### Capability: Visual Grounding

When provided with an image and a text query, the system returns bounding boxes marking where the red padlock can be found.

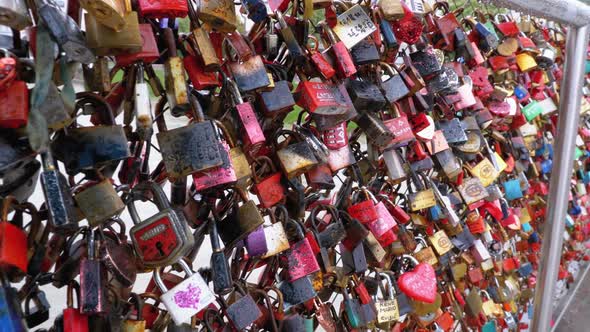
[115,24,160,67]
[251,157,286,209]
[0,197,29,274]
[137,0,188,18]
[63,282,89,332]
[0,80,29,129]
[183,55,221,90]
[322,122,349,150]
[296,81,350,116]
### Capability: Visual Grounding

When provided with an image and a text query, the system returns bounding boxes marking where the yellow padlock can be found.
[516,53,538,72]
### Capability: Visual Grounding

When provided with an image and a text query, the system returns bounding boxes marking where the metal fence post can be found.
[529,24,589,332]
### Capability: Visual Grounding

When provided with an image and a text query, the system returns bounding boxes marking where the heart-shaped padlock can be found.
[397,255,437,303]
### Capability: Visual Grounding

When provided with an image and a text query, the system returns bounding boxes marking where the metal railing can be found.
[481,0,590,331]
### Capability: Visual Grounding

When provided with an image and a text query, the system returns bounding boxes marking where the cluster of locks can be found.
[1,0,589,330]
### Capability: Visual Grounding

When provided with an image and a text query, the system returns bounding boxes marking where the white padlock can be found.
[155,259,216,325]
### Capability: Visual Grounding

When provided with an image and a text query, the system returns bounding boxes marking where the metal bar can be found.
[490,0,590,27]
[530,24,590,332]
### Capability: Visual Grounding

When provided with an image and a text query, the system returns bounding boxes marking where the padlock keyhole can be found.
[156,241,165,257]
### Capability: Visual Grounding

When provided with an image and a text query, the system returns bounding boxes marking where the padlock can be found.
[24,286,50,328]
[250,156,285,208]
[350,38,380,65]
[138,0,187,18]
[227,34,271,92]
[278,276,317,309]
[397,254,437,303]
[196,0,236,32]
[356,112,395,148]
[115,24,160,67]
[79,229,107,314]
[63,281,89,332]
[128,181,194,268]
[516,52,538,72]
[191,120,239,192]
[160,28,190,116]
[121,293,147,331]
[259,205,290,259]
[220,283,262,330]
[96,219,137,288]
[274,129,319,178]
[283,219,321,281]
[225,78,265,152]
[85,10,142,56]
[74,178,125,227]
[342,283,364,329]
[259,80,296,117]
[156,94,223,179]
[346,79,387,112]
[154,259,216,325]
[209,220,232,295]
[309,205,346,249]
[0,197,28,276]
[80,0,129,31]
[305,35,336,80]
[0,55,28,129]
[216,188,265,249]
[51,92,130,175]
[296,80,350,116]
[320,22,357,79]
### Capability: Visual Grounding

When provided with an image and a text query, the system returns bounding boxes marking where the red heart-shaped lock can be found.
[398,263,437,303]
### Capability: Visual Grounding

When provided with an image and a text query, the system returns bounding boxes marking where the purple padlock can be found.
[244,226,268,257]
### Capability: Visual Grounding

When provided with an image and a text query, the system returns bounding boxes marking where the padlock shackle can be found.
[128,293,144,321]
[309,204,340,230]
[163,28,178,58]
[378,272,395,299]
[153,258,194,293]
[66,280,81,309]
[127,181,173,225]
[212,119,236,148]
[252,156,278,181]
[73,92,117,126]
[209,219,223,252]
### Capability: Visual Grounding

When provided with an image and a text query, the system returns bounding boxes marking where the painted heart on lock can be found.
[398,263,437,303]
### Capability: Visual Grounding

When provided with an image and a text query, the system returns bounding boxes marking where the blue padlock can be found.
[514,84,529,100]
[503,179,523,201]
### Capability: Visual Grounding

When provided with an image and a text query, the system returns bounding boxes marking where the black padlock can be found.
[346,79,387,112]
[24,287,50,328]
[350,38,381,66]
[355,112,394,148]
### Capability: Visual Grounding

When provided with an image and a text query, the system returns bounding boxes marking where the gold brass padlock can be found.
[516,53,538,72]
[85,11,142,56]
[429,230,453,256]
[80,0,130,31]
[196,0,237,33]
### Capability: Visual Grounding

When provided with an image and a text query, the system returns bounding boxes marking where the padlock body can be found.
[192,141,237,191]
[0,222,28,273]
[138,0,188,18]
[115,24,160,67]
[0,80,28,129]
[156,121,223,179]
[129,209,194,267]
[160,272,215,325]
